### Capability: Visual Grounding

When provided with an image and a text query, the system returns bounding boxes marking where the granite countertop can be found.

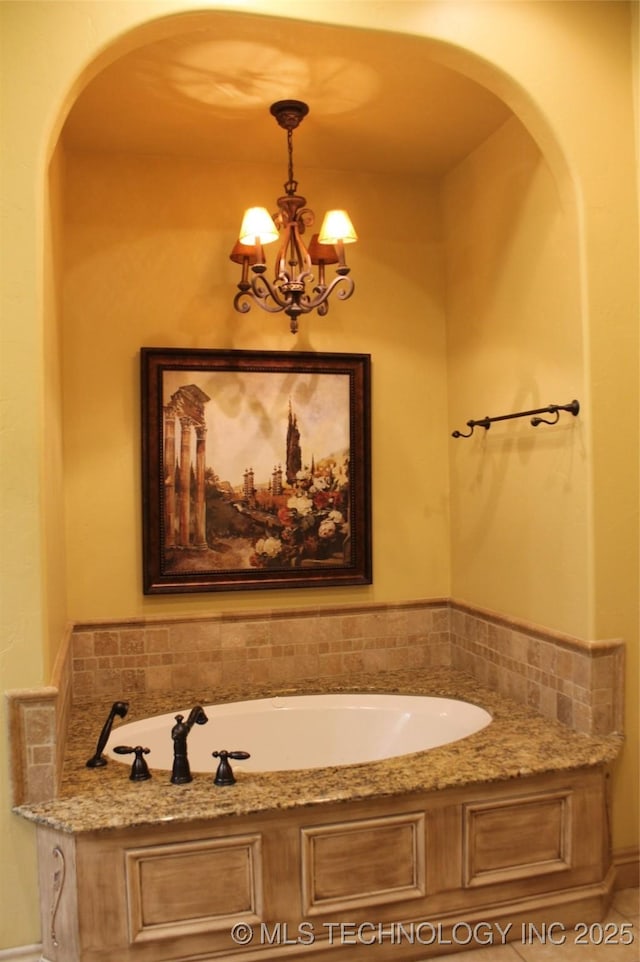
[14,668,622,835]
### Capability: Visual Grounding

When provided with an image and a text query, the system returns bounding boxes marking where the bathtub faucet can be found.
[86,700,129,768]
[170,706,208,784]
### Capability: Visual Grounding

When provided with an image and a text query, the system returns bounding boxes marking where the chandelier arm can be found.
[275,221,312,280]
[333,277,356,300]
[235,272,355,322]
[274,231,293,281]
[233,272,290,315]
[233,291,253,314]
[295,269,315,286]
[250,273,292,313]
[235,293,287,316]
[306,273,355,309]
[291,227,312,276]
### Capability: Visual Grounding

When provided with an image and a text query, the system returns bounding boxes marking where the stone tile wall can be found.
[6,627,73,806]
[450,602,624,735]
[7,689,58,805]
[69,601,451,700]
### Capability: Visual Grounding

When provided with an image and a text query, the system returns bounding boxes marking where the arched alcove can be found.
[50,9,586,636]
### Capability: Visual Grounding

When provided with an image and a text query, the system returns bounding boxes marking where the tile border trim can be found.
[451,600,623,654]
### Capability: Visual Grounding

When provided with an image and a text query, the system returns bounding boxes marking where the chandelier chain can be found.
[285,127,297,195]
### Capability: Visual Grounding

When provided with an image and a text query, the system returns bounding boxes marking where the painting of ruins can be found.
[141,349,371,593]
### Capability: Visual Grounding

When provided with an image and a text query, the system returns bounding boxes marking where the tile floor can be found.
[422,889,639,961]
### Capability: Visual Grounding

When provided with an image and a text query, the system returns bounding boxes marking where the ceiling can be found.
[62,13,513,177]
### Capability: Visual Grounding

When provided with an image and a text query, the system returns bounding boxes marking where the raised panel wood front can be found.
[125,833,263,943]
[463,791,572,887]
[301,812,425,914]
[36,767,611,962]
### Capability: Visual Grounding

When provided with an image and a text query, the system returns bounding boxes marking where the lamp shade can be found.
[308,234,338,265]
[239,207,279,245]
[229,240,259,265]
[318,209,357,245]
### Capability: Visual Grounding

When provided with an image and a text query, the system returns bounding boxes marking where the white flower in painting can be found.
[255,537,282,558]
[287,495,313,516]
[318,518,337,540]
[328,510,344,525]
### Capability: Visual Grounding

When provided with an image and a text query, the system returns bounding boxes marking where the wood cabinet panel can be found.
[464,791,572,886]
[125,834,262,942]
[301,812,425,913]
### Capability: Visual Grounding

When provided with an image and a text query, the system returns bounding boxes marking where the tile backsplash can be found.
[7,598,624,805]
[69,601,451,700]
[450,602,624,737]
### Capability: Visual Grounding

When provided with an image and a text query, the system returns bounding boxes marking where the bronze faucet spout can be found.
[185,705,208,729]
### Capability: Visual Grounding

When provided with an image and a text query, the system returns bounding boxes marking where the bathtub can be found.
[106,693,492,773]
[22,669,617,962]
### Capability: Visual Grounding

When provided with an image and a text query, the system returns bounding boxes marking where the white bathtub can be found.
[106,693,491,774]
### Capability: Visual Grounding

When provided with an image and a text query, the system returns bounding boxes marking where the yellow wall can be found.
[444,115,588,636]
[44,143,69,680]
[1,1,637,950]
[61,152,449,620]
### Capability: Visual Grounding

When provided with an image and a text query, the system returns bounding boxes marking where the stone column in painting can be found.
[194,424,208,549]
[166,383,211,551]
[178,416,192,548]
[163,406,177,547]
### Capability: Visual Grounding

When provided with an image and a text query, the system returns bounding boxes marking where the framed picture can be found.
[141,348,372,594]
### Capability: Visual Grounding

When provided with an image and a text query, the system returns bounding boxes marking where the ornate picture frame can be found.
[141,348,372,594]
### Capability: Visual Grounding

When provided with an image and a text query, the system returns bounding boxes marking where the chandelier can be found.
[230,100,357,334]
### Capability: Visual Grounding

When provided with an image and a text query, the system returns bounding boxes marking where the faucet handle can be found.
[114,745,152,781]
[212,750,250,786]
